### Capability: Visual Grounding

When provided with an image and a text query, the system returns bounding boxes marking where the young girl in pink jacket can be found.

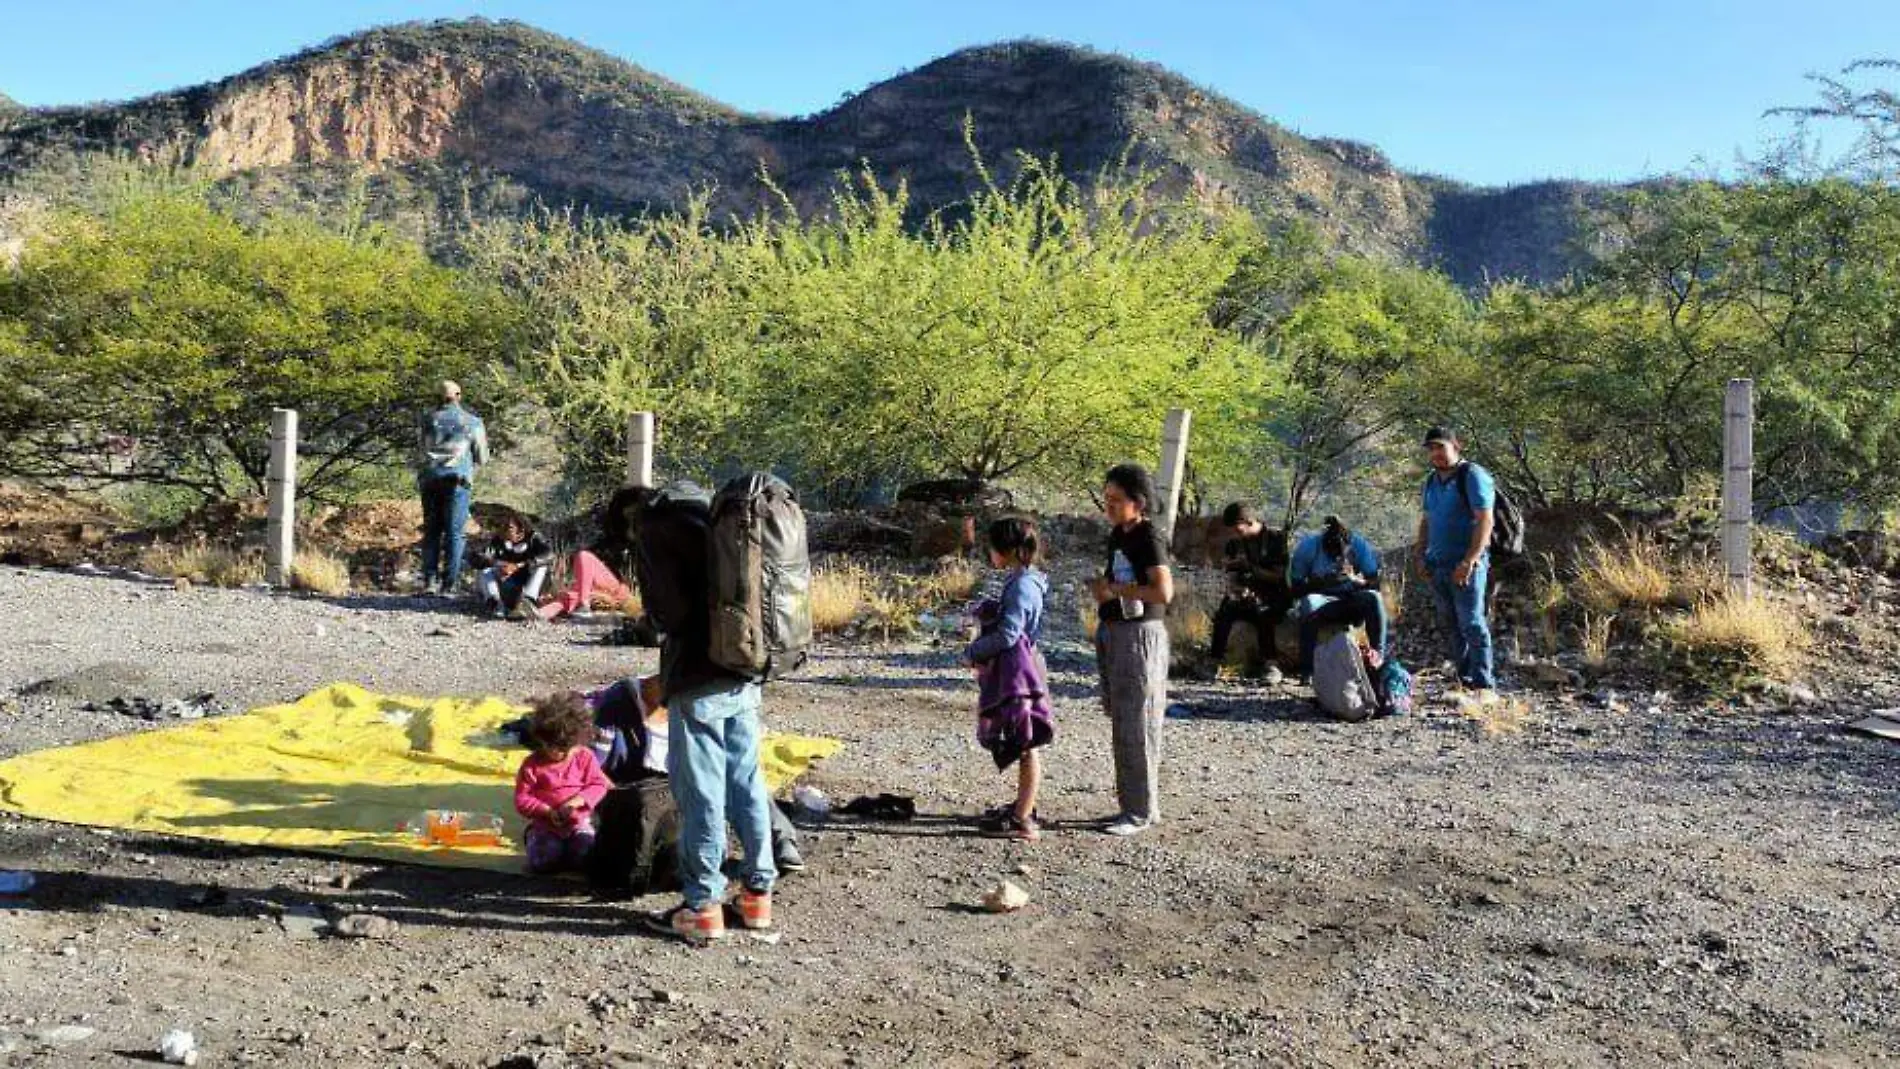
[514,693,612,874]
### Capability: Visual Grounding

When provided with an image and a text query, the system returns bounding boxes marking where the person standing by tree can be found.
[1208,502,1289,673]
[416,380,489,597]
[1415,427,1496,693]
[1090,464,1174,837]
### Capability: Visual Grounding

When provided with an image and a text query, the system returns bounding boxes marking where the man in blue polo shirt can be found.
[1415,427,1496,691]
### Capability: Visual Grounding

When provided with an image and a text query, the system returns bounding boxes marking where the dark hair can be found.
[986,516,1041,567]
[1321,515,1352,560]
[1104,463,1157,514]
[527,692,596,757]
[601,485,654,544]
[1221,502,1257,528]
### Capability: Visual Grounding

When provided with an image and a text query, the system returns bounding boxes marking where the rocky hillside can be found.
[0,19,1611,284]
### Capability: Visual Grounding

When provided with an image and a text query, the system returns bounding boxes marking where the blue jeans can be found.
[667,680,776,908]
[1429,558,1494,688]
[418,476,471,592]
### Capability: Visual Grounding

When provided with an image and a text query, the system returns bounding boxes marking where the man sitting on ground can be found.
[1290,516,1389,681]
[1208,503,1290,673]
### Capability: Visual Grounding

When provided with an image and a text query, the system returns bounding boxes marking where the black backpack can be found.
[585,777,681,897]
[1446,462,1526,558]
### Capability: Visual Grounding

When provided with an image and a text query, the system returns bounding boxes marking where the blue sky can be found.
[0,0,1890,185]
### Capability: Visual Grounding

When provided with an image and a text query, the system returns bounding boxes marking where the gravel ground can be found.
[0,563,1896,1068]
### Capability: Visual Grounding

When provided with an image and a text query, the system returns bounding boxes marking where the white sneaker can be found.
[1103,816,1152,837]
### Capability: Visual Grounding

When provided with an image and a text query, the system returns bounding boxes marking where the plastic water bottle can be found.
[401,810,504,848]
[1111,550,1143,619]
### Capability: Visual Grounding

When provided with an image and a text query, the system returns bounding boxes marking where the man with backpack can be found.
[415,381,490,596]
[634,475,811,944]
[1415,426,1506,692]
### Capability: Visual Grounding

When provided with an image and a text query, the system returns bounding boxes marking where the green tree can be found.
[1220,227,1473,525]
[750,153,1265,495]
[0,191,510,503]
[466,198,765,494]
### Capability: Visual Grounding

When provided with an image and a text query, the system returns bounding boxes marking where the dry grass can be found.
[810,563,874,635]
[1457,691,1535,737]
[1573,530,1675,614]
[291,550,351,597]
[809,559,1005,639]
[915,559,982,606]
[1165,582,1216,662]
[1666,594,1811,683]
[137,541,265,588]
[1670,556,1725,608]
[1580,613,1615,670]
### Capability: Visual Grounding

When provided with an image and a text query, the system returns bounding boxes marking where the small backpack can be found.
[1312,630,1377,723]
[707,473,813,681]
[1376,656,1414,717]
[585,778,680,896]
[1450,462,1526,559]
[420,406,477,483]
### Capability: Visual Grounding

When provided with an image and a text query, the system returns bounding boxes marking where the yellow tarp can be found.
[0,683,841,872]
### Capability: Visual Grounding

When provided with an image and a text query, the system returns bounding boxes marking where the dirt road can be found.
[1,565,1895,1067]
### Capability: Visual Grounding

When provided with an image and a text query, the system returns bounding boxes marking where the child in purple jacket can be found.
[964,517,1055,842]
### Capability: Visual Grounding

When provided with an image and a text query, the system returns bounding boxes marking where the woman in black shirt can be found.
[1089,463,1175,836]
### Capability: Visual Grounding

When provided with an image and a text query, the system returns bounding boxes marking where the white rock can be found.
[36,1024,95,1046]
[160,1028,198,1065]
[981,880,1030,913]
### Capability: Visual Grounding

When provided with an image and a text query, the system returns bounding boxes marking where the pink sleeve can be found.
[575,749,612,809]
[514,761,552,820]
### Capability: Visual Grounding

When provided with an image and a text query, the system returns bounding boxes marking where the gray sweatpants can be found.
[1098,619,1169,824]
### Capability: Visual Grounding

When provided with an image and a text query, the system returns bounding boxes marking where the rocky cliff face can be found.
[0,19,1610,285]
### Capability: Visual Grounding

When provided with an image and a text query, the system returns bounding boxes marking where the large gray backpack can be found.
[1312,630,1376,723]
[708,473,812,680]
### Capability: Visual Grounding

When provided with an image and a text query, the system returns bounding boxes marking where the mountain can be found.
[0,19,1608,284]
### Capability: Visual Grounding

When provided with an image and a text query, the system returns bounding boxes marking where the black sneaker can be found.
[774,838,806,875]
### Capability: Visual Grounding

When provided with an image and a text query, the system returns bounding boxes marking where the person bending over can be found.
[1290,516,1389,681]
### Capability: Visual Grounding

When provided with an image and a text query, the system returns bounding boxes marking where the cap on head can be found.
[441,380,462,403]
[1423,425,1456,448]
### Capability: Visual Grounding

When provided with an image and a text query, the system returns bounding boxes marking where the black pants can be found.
[1210,597,1281,662]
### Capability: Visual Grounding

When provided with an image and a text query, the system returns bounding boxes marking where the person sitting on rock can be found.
[1289,516,1389,681]
[1208,502,1290,673]
[473,512,552,620]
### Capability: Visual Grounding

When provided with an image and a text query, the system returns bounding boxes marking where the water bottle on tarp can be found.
[400,810,505,848]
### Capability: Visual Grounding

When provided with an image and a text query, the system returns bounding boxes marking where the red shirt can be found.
[513,747,611,831]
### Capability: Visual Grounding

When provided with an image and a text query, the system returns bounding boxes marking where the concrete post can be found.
[627,411,655,488]
[265,408,298,587]
[1723,379,1754,598]
[1155,408,1193,545]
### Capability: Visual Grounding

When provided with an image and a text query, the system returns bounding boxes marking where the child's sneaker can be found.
[735,887,773,931]
[646,902,725,945]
